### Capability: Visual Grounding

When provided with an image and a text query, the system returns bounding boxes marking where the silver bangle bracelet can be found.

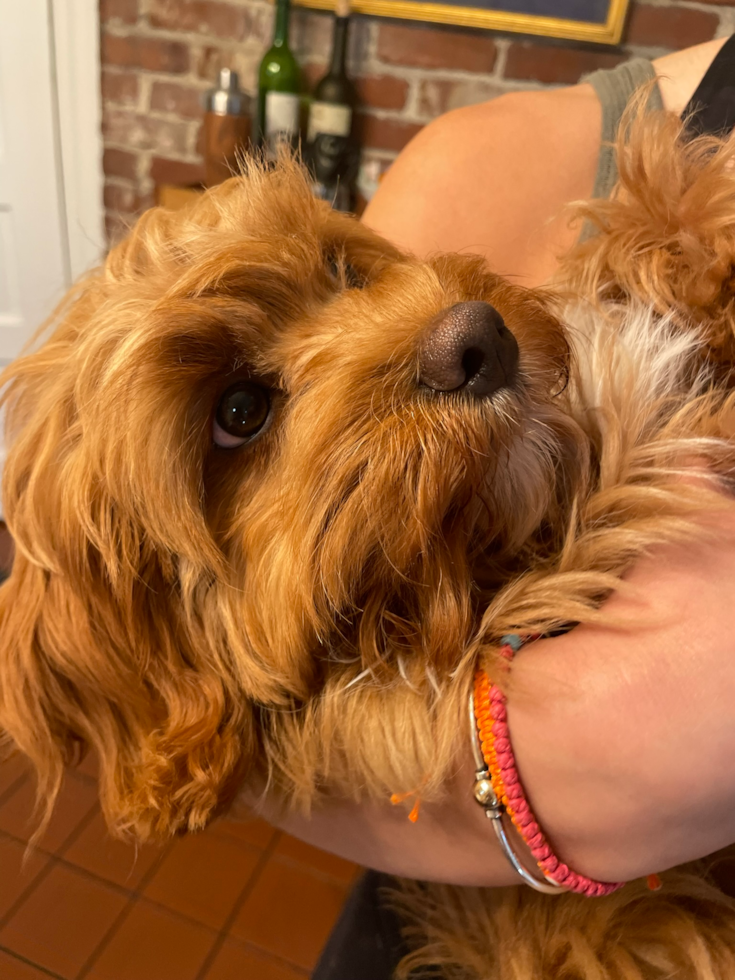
[469,690,566,896]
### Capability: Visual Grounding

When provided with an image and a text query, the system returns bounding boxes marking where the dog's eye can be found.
[326,254,366,290]
[213,381,271,449]
[344,263,366,289]
[327,255,341,281]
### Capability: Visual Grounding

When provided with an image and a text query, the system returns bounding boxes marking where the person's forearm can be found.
[260,780,523,887]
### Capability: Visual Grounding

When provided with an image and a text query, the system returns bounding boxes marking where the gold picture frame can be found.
[294,0,630,45]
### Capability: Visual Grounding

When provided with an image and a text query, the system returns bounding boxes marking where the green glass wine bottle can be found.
[256,0,302,161]
[306,0,358,211]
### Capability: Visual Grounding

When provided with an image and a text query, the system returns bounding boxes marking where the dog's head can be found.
[0,160,580,838]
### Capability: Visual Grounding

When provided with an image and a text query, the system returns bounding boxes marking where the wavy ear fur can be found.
[564,92,735,365]
[0,225,257,842]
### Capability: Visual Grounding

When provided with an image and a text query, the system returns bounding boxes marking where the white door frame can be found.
[51,0,105,282]
[0,1,103,510]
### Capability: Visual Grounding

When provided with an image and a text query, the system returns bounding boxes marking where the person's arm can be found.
[362,85,602,286]
[362,37,731,288]
[249,506,735,886]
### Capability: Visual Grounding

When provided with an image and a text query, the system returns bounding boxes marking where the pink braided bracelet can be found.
[471,634,626,898]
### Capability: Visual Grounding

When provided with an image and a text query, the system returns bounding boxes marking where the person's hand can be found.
[513,500,735,883]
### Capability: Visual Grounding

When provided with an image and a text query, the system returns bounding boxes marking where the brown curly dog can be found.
[4,105,735,979]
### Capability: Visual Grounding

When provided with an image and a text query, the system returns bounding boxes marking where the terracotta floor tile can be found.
[85,901,215,980]
[204,939,309,980]
[0,755,30,799]
[0,836,50,921]
[0,863,128,977]
[210,812,277,850]
[143,830,261,930]
[0,949,59,980]
[230,858,348,971]
[274,834,359,884]
[64,809,165,890]
[0,772,97,852]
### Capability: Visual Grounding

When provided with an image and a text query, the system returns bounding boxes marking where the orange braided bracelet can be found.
[471,634,626,898]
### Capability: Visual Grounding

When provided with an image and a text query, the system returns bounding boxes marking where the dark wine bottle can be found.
[256,0,302,161]
[306,0,358,211]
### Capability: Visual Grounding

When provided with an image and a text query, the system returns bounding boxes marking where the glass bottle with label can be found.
[306,0,358,211]
[256,0,301,160]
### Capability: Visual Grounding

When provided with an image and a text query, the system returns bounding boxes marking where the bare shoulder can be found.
[363,38,735,279]
[362,86,601,282]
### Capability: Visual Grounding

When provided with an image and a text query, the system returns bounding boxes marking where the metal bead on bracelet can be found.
[469,690,566,895]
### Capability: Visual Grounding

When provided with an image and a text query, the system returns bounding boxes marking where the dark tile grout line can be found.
[1,824,277,930]
[193,829,284,980]
[210,820,360,888]
[0,856,49,935]
[0,873,309,980]
[0,762,95,813]
[1,814,355,895]
[0,801,100,933]
[211,823,358,888]
[1,763,285,863]
[225,936,313,978]
[75,838,177,980]
[0,815,353,939]
[0,827,138,905]
[0,943,69,980]
[196,823,283,858]
[216,863,356,976]
[1,824,335,978]
[68,767,98,788]
[0,776,348,978]
[2,825,273,980]
[0,768,98,854]
[0,773,28,810]
[3,767,353,881]
[0,824,295,937]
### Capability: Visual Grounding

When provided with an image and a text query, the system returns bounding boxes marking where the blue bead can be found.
[500,633,523,652]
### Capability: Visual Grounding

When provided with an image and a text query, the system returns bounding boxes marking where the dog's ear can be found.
[564,94,735,363]
[0,555,256,843]
[0,268,257,843]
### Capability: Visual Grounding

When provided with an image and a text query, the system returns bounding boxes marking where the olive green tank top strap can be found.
[584,58,664,202]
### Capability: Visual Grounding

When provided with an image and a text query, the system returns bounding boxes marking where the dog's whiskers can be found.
[344,667,373,690]
[396,654,419,692]
[424,664,442,699]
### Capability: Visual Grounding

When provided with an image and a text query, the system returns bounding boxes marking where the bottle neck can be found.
[273,0,291,47]
[330,16,349,74]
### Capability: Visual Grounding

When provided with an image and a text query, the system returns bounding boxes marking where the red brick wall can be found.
[100,0,735,239]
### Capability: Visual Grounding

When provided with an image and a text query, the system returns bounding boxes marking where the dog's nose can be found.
[418,301,519,398]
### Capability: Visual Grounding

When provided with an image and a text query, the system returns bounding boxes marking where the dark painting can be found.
[297,0,629,43]
[436,0,610,23]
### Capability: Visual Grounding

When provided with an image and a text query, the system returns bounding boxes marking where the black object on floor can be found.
[311,871,407,980]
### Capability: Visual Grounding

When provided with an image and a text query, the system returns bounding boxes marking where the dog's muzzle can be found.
[418,301,519,398]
